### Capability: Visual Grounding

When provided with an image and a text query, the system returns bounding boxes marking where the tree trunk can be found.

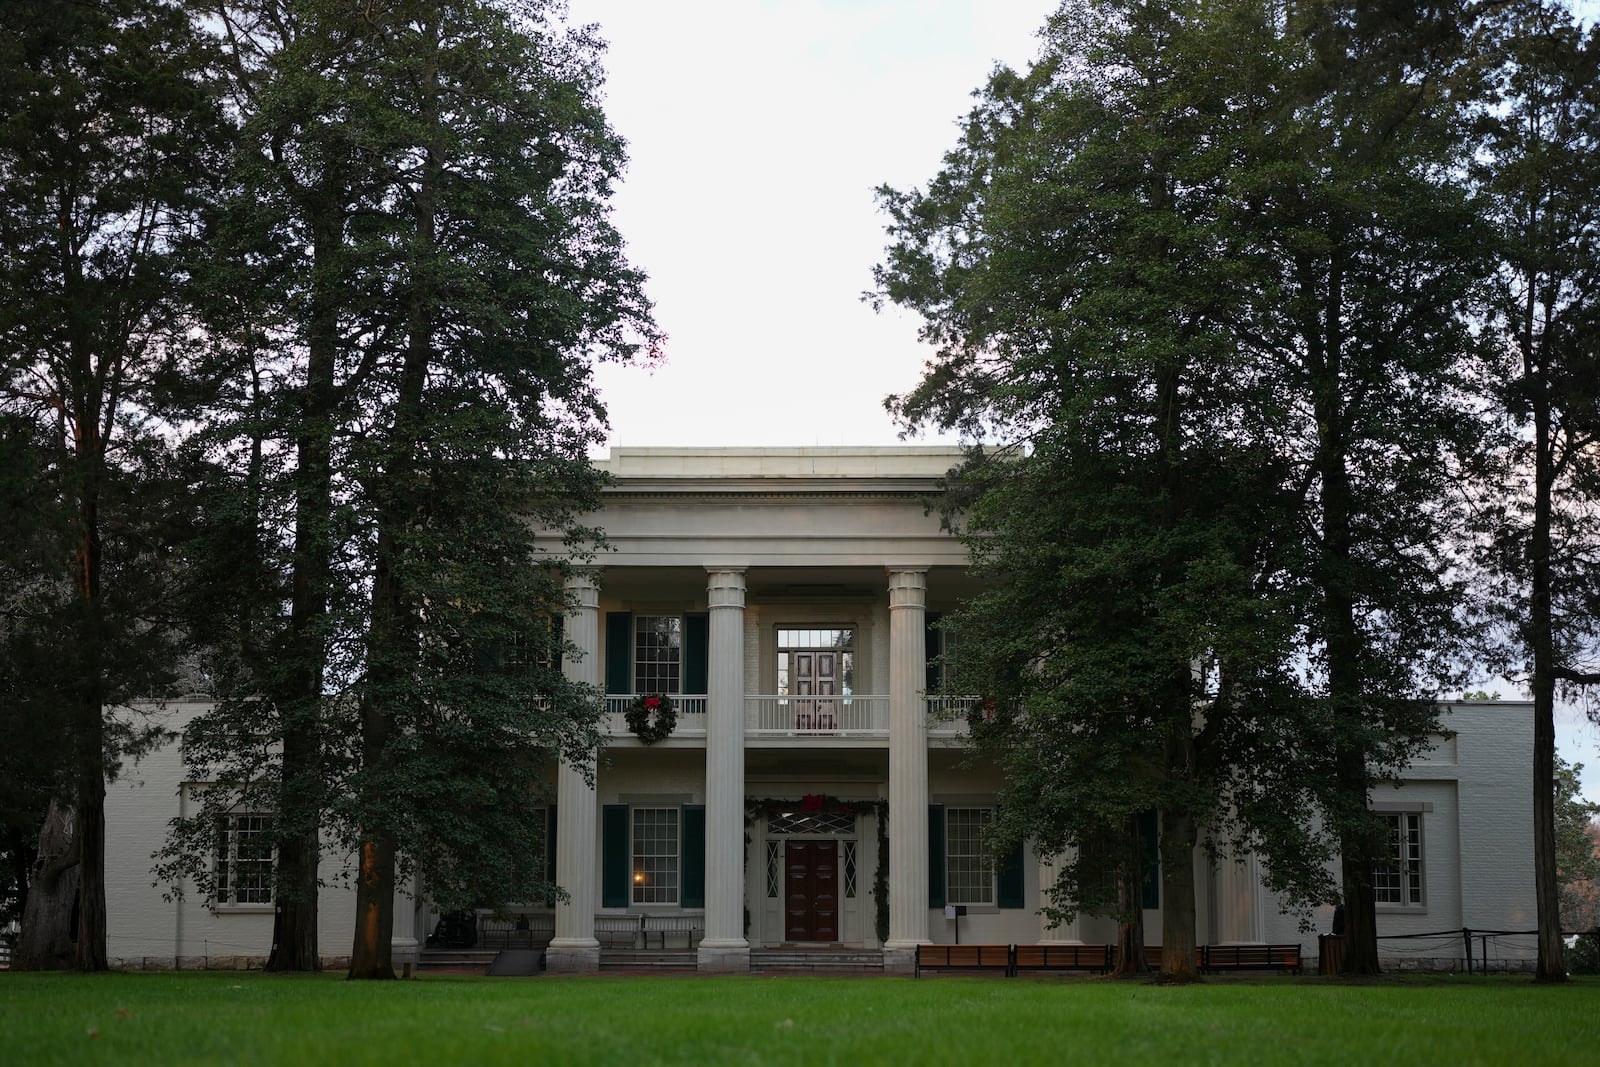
[347,833,398,979]
[264,202,344,974]
[1159,807,1199,982]
[1111,814,1150,978]
[1529,328,1567,982]
[12,799,80,971]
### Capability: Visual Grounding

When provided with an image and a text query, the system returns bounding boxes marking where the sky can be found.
[562,0,1600,798]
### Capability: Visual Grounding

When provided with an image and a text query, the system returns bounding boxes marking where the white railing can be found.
[598,693,982,741]
[745,695,889,736]
[925,694,980,737]
[603,694,708,738]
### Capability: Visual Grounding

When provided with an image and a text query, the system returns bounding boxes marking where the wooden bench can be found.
[1012,943,1114,975]
[914,943,1014,977]
[1201,943,1303,974]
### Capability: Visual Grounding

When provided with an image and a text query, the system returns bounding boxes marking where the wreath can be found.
[625,693,677,744]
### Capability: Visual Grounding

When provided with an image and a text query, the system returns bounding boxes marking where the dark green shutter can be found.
[681,806,705,908]
[924,612,942,694]
[551,615,564,671]
[684,613,709,695]
[1139,809,1160,910]
[605,612,632,696]
[928,804,946,908]
[997,839,1025,909]
[602,805,630,908]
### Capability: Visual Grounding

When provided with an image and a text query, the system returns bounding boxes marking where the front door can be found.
[784,840,839,942]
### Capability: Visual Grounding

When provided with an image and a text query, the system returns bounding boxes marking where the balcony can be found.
[601,694,980,744]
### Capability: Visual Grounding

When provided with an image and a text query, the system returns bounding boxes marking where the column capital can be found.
[886,567,927,608]
[706,568,747,609]
[565,570,600,610]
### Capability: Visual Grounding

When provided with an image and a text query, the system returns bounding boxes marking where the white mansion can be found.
[104,447,1538,973]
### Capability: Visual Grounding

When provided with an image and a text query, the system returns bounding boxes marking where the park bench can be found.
[914,943,1014,977]
[1141,945,1206,971]
[1201,943,1303,974]
[641,913,704,949]
[1011,943,1114,975]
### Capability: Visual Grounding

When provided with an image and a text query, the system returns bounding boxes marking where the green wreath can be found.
[625,693,677,744]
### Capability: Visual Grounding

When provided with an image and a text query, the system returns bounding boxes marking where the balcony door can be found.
[777,628,854,731]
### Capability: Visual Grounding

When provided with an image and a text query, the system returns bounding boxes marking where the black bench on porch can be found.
[593,913,706,949]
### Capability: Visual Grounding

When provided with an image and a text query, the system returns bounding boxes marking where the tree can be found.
[876,0,1344,981]
[1215,0,1491,975]
[0,0,226,970]
[158,0,656,979]
[1554,757,1600,931]
[1477,0,1600,983]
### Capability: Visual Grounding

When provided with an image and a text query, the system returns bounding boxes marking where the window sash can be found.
[216,813,274,905]
[1374,812,1423,906]
[946,808,995,906]
[631,807,680,905]
[634,616,682,695]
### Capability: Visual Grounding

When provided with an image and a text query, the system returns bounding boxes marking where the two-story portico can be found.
[546,446,1002,972]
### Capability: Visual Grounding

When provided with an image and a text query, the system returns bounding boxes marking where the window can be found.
[216,813,273,906]
[632,807,679,904]
[946,808,995,906]
[1374,812,1423,906]
[634,616,681,694]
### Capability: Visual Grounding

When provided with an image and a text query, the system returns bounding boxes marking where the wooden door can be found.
[792,651,837,730]
[784,840,839,942]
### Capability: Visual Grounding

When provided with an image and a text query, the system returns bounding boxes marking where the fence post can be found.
[1462,927,1473,975]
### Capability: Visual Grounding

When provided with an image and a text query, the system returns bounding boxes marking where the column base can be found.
[546,939,601,974]
[696,941,750,973]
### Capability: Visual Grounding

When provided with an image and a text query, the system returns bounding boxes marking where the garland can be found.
[624,693,676,744]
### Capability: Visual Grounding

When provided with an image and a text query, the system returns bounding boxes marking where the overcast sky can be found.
[563,0,1600,797]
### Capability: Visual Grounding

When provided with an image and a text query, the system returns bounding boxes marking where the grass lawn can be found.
[1,970,1595,1066]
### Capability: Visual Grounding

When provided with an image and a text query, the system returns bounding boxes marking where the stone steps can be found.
[599,949,698,969]
[751,949,884,971]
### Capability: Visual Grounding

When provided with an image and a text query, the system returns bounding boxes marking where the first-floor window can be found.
[946,807,995,906]
[216,813,274,905]
[1374,812,1423,906]
[632,807,679,904]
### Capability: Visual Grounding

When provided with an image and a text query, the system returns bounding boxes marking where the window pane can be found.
[634,617,681,695]
[632,807,679,904]
[946,808,994,906]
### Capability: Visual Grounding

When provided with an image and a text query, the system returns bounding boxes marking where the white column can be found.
[1212,849,1265,944]
[884,568,929,970]
[391,871,420,973]
[1038,851,1081,943]
[548,571,601,972]
[699,568,750,972]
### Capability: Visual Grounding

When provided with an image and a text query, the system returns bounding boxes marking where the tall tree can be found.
[876,0,1338,981]
[1477,0,1600,983]
[342,0,654,979]
[0,0,226,970]
[1203,0,1491,975]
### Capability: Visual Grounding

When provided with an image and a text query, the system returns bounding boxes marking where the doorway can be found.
[784,840,839,942]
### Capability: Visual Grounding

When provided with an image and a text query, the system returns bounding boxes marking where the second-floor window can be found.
[635,615,681,694]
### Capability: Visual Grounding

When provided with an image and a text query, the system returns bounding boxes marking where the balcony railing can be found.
[746,695,889,737]
[598,693,980,741]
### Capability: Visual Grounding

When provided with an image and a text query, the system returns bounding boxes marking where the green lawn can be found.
[1,971,1595,1066]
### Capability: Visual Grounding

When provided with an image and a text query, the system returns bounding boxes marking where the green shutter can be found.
[605,612,632,696]
[684,613,709,695]
[602,805,630,908]
[551,615,564,671]
[924,612,942,694]
[928,804,946,909]
[681,806,705,908]
[1139,809,1160,910]
[997,838,1025,909]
